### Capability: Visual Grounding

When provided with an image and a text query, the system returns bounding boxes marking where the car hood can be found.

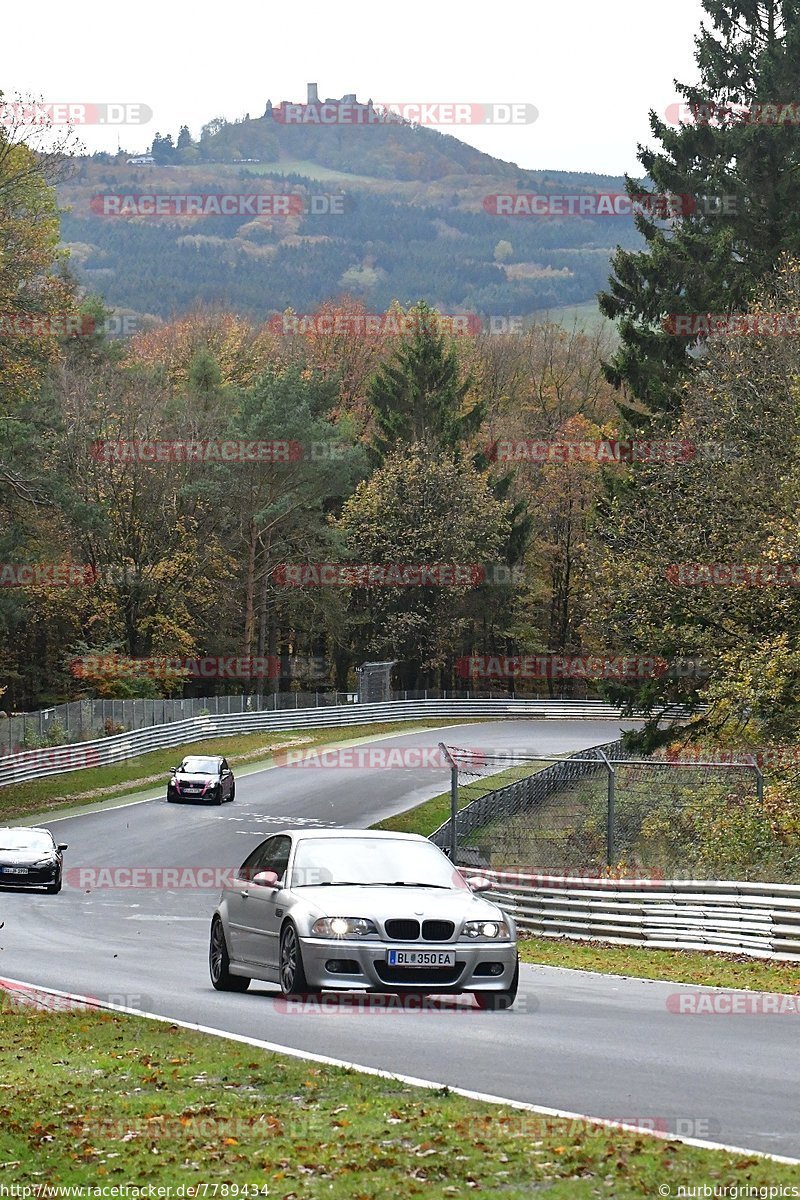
[291,884,506,925]
[0,849,55,866]
[175,773,216,784]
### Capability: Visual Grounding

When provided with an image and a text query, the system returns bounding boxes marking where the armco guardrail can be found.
[0,699,641,790]
[480,871,800,960]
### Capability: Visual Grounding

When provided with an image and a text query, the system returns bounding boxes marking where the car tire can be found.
[279,922,316,997]
[229,784,235,803]
[473,956,519,1011]
[45,870,62,895]
[209,917,250,992]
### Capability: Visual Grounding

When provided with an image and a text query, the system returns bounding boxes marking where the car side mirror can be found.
[221,769,230,777]
[57,843,68,851]
[252,870,280,889]
[466,875,493,892]
[170,767,178,774]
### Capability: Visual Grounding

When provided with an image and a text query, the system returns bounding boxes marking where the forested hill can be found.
[59,98,640,327]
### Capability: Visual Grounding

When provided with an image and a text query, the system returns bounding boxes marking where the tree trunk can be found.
[243,523,257,659]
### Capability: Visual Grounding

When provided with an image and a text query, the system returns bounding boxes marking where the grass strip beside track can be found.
[1,1006,796,1194]
[518,937,800,993]
[0,719,486,824]
[373,759,552,836]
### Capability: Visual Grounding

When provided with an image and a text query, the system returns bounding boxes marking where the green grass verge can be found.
[1,1006,794,1192]
[373,759,552,836]
[519,936,800,993]
[0,719,484,825]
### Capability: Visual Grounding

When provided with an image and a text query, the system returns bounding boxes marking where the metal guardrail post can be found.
[439,741,459,861]
[596,750,616,867]
[755,764,764,803]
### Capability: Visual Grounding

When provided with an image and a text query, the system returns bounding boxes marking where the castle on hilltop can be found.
[264,83,375,118]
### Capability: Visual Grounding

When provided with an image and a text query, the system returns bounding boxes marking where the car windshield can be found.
[290,837,464,889]
[0,830,53,852]
[180,757,219,774]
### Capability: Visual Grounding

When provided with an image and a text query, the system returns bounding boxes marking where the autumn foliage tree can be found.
[338,442,510,687]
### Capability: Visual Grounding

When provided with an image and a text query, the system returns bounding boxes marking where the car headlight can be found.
[461,919,510,940]
[311,917,378,939]
[168,779,177,787]
[33,857,56,867]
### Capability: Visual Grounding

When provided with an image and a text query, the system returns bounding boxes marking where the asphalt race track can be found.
[1,719,798,1158]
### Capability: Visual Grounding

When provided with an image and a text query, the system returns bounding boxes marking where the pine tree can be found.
[367,302,484,455]
[599,0,800,428]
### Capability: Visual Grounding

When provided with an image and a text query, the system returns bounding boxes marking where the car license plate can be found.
[387,949,455,967]
[3,867,28,874]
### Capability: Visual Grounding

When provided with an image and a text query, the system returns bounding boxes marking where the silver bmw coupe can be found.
[209,828,519,1010]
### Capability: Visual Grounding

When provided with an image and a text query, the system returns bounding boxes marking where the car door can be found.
[232,836,292,969]
[225,840,273,961]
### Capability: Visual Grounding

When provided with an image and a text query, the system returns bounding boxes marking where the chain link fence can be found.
[432,741,797,883]
[0,686,612,758]
[0,692,361,756]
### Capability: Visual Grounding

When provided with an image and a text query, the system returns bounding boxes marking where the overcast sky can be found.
[2,0,707,174]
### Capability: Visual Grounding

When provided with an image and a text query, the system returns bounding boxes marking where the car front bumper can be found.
[168,788,220,802]
[298,936,518,992]
[0,865,59,887]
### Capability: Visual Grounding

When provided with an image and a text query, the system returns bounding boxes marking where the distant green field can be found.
[534,300,618,338]
[246,159,379,185]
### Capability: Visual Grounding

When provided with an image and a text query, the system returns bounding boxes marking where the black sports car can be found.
[167,755,235,805]
[0,827,67,893]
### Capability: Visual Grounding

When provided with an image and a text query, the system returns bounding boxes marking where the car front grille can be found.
[383,918,456,942]
[422,920,454,941]
[384,919,419,940]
